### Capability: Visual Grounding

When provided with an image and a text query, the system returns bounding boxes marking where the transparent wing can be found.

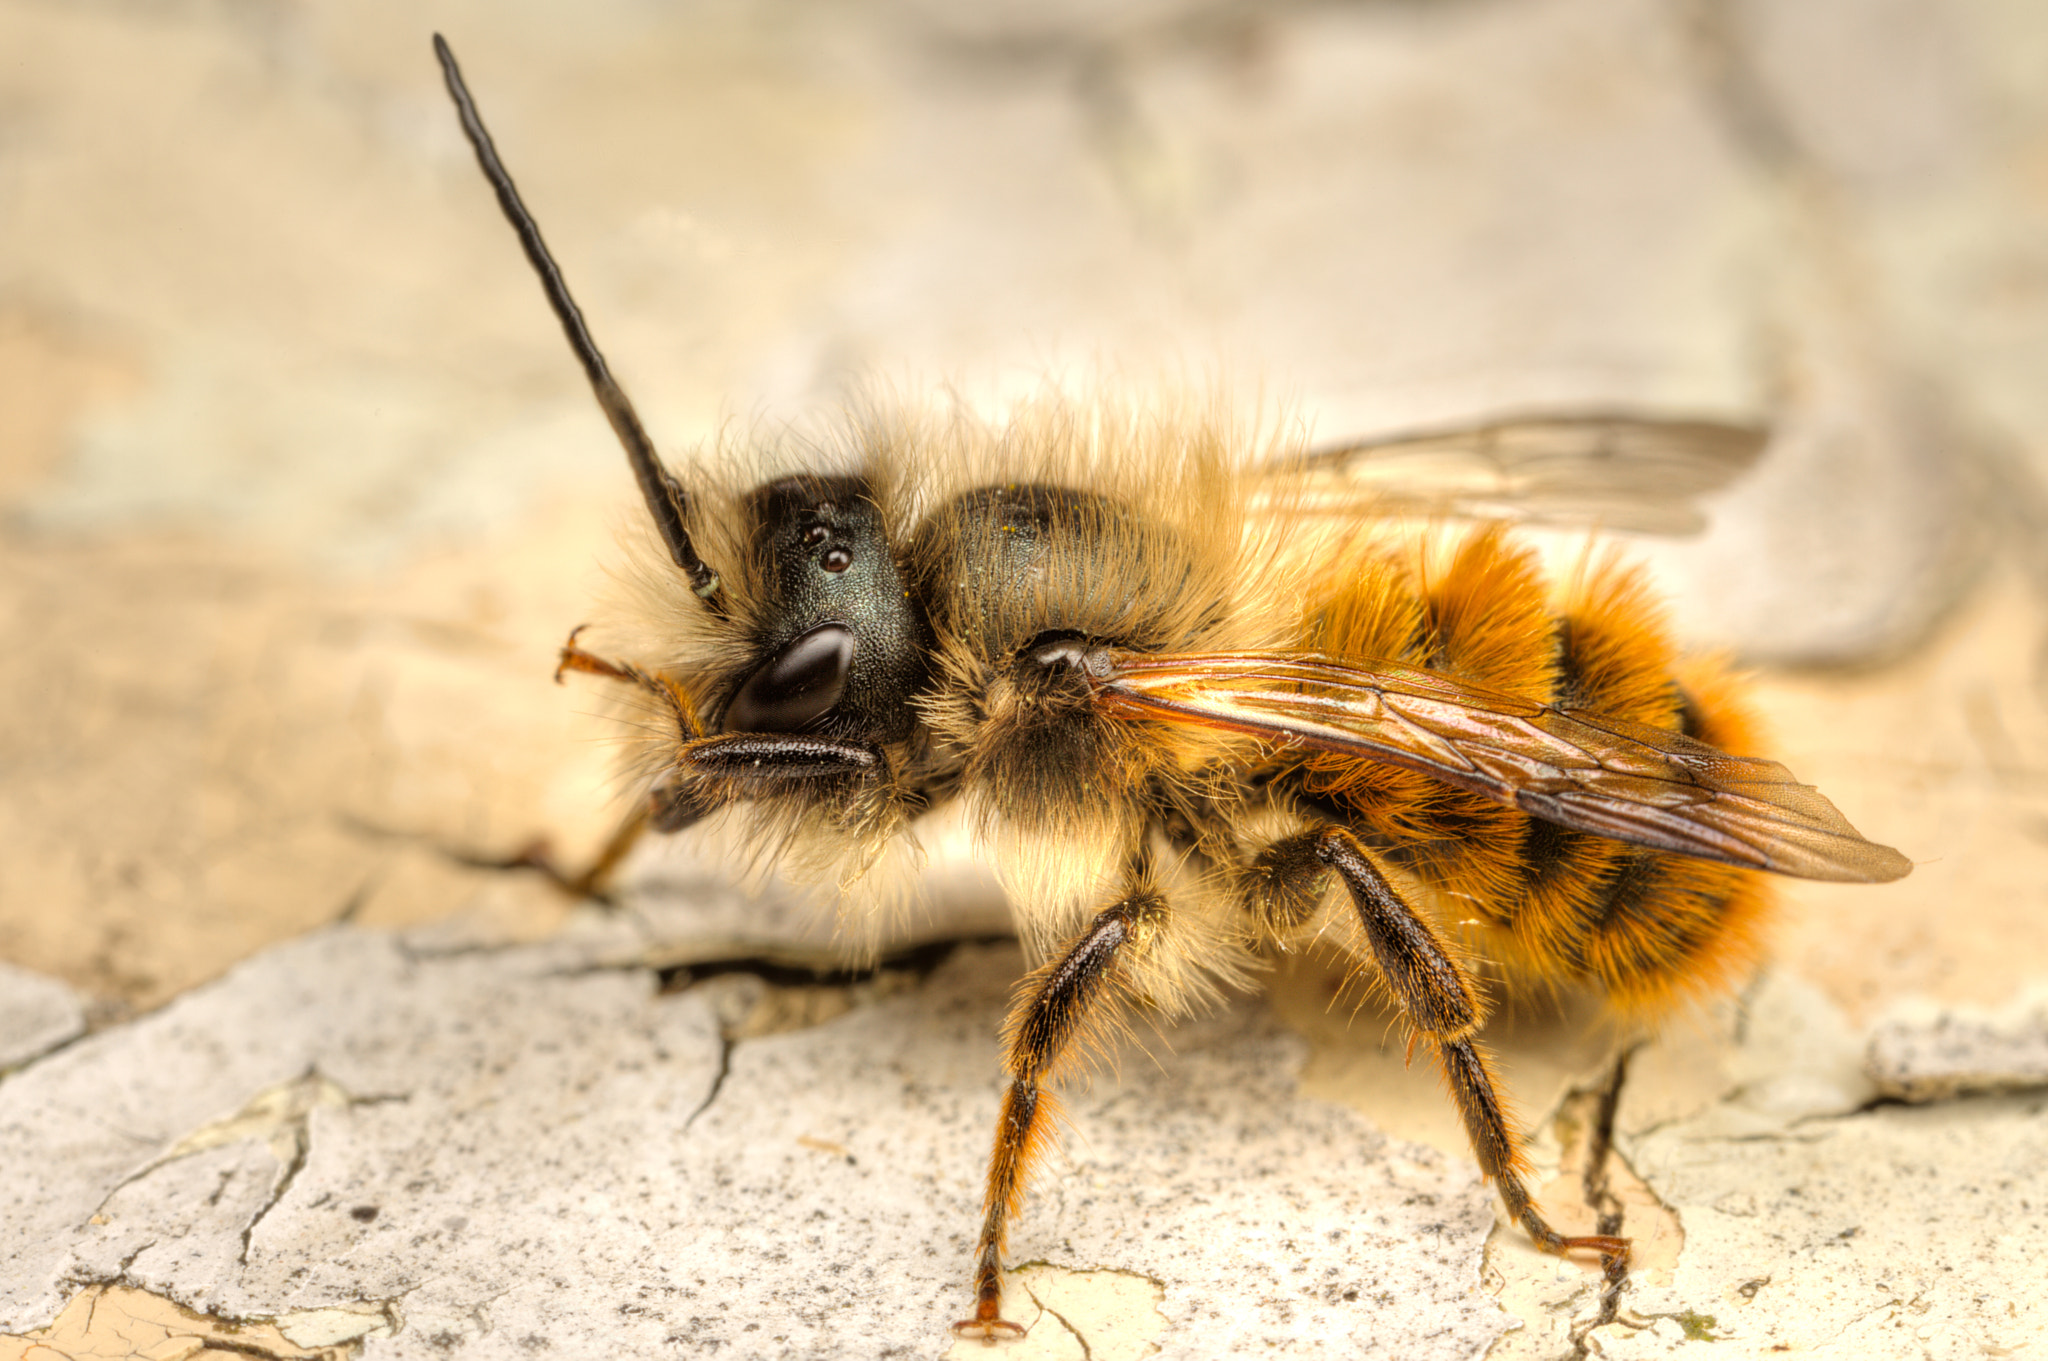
[1261,412,1768,536]
[1093,649,1910,883]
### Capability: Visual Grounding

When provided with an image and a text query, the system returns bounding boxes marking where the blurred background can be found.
[1,0,2044,1043]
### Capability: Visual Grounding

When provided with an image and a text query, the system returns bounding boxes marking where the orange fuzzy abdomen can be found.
[1291,528,1773,1019]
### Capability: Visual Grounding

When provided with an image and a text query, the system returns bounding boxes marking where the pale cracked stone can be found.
[1477,965,2048,1360]
[1490,970,2048,1361]
[1597,1095,2048,1359]
[1866,990,2048,1103]
[0,928,1513,1359]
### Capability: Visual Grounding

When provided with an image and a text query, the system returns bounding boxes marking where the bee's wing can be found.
[1259,413,1768,535]
[1096,650,1911,883]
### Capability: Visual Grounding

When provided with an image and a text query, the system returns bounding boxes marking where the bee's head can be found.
[716,473,933,744]
[433,36,932,851]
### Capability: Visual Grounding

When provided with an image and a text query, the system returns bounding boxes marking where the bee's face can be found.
[720,474,932,745]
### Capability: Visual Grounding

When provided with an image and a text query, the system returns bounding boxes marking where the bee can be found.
[432,36,1912,1339]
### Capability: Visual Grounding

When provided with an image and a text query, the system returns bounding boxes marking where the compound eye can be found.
[722,623,854,733]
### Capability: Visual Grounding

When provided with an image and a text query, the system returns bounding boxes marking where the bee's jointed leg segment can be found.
[545,634,900,892]
[1253,826,1630,1267]
[954,886,1163,1339]
[573,802,654,894]
[496,736,881,898]
[502,801,652,901]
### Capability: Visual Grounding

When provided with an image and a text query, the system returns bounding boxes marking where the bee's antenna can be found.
[433,34,723,606]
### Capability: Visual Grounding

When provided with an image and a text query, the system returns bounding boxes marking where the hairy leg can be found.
[954,884,1164,1338]
[512,634,893,896]
[1241,825,1629,1264]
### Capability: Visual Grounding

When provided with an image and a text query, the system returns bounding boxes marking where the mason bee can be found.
[433,36,1912,1339]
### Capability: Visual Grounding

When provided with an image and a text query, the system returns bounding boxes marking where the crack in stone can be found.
[1690,1127,1837,1146]
[0,1022,93,1083]
[4,1283,354,1361]
[186,1337,322,1361]
[683,1035,735,1132]
[80,1068,373,1274]
[58,1240,158,1298]
[462,1285,514,1339]
[1567,1048,1634,1361]
[1842,1295,1907,1333]
[653,934,1011,997]
[240,1112,315,1267]
[91,1157,171,1220]
[1022,1281,1093,1361]
[391,934,531,966]
[262,1285,417,1348]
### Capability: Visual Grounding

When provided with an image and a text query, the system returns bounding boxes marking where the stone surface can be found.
[0,1284,350,1361]
[9,918,2042,1358]
[1602,1094,2048,1359]
[0,962,85,1073]
[0,930,1511,1360]
[1481,970,2048,1360]
[1867,990,2048,1103]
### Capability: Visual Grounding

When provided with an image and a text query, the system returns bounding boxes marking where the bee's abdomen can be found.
[1299,528,1557,930]
[1301,530,1772,1017]
[1571,657,1775,1013]
[1504,561,1772,1013]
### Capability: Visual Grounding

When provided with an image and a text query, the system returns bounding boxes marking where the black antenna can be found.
[433,34,722,604]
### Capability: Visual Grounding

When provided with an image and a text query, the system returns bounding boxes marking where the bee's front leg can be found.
[475,633,708,899]
[953,883,1165,1340]
[485,724,892,898]
[478,799,654,902]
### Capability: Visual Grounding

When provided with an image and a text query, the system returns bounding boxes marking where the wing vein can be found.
[1095,649,1910,884]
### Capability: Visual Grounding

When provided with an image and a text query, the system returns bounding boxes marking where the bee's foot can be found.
[1561,1233,1631,1265]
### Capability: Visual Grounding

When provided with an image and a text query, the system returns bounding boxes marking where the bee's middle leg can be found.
[953,882,1163,1339]
[1240,825,1630,1267]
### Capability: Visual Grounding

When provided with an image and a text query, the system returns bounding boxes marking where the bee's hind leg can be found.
[1240,825,1631,1269]
[954,880,1165,1340]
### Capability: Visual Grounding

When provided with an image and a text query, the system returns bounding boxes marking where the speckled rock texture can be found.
[1,926,1510,1359]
